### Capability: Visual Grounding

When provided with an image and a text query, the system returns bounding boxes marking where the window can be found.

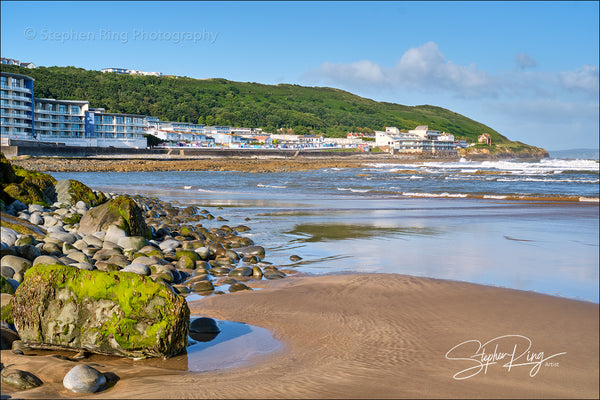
[59,105,68,113]
[70,105,79,114]
[94,116,101,124]
[116,116,124,124]
[116,126,124,132]
[103,116,112,124]
[126,117,132,124]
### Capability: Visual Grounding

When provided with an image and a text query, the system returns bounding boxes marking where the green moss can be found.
[62,213,82,225]
[1,300,13,324]
[0,212,47,235]
[1,276,15,295]
[66,179,105,207]
[107,196,151,239]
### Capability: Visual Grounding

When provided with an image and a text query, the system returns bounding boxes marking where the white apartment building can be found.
[34,98,89,140]
[1,72,35,141]
[375,126,457,154]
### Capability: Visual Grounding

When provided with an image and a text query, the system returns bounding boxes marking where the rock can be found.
[1,255,32,275]
[191,280,215,292]
[15,234,36,247]
[78,196,150,239]
[121,263,151,276]
[0,212,47,236]
[1,266,15,279]
[1,293,14,324]
[43,215,60,227]
[264,270,286,280]
[159,239,181,251]
[82,234,104,248]
[229,282,252,292]
[12,264,189,358]
[229,267,253,277]
[65,251,91,264]
[55,179,106,207]
[71,262,95,271]
[190,317,220,333]
[117,236,147,251]
[289,255,303,262]
[29,213,44,225]
[75,200,89,212]
[1,367,43,390]
[28,204,45,213]
[209,266,232,277]
[252,266,263,279]
[49,231,77,244]
[1,323,19,349]
[104,225,127,245]
[194,246,210,260]
[1,276,16,294]
[15,244,41,261]
[63,364,106,394]
[33,255,64,266]
[1,227,18,247]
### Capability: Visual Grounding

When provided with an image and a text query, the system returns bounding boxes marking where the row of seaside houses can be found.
[2,71,473,152]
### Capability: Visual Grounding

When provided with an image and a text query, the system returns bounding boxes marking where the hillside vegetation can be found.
[3,64,515,145]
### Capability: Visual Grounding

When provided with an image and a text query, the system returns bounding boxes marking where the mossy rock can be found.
[79,196,151,239]
[1,212,47,236]
[12,165,57,204]
[0,276,15,295]
[0,153,19,185]
[55,179,106,208]
[11,264,190,358]
[62,213,82,225]
[1,293,13,324]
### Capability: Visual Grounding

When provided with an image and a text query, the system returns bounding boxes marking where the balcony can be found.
[0,121,32,128]
[0,84,31,94]
[4,104,32,111]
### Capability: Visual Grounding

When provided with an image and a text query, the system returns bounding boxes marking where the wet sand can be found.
[2,273,598,399]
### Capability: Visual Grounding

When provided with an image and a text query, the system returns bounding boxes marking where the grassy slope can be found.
[2,64,532,148]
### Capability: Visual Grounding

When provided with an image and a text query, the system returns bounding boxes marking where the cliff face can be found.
[457,146,549,160]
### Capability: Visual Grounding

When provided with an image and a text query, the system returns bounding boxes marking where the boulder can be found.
[78,196,151,239]
[117,236,147,251]
[55,179,106,208]
[12,264,189,358]
[1,227,18,247]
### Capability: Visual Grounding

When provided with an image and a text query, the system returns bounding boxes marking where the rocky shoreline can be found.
[1,154,297,394]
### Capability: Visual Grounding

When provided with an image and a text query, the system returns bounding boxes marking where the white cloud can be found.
[560,65,599,94]
[305,42,494,97]
[515,53,537,69]
[304,42,599,100]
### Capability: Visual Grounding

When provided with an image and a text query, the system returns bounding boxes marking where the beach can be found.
[2,273,598,399]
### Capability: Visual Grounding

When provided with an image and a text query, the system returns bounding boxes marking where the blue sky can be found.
[1,1,598,150]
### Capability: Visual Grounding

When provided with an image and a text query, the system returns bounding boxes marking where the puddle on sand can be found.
[169,318,281,372]
[20,318,280,373]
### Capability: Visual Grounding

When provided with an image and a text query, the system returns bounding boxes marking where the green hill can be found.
[2,64,520,146]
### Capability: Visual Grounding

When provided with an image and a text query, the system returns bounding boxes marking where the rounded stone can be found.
[1,368,43,390]
[29,213,44,226]
[63,364,106,394]
[229,282,252,292]
[191,280,215,292]
[121,263,151,276]
[33,255,64,267]
[228,267,253,277]
[1,255,32,274]
[16,245,42,262]
[289,255,303,262]
[190,317,220,334]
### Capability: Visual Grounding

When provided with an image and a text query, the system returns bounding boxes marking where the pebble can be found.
[63,364,106,393]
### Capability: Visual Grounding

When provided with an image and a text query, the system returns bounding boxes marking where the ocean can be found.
[51,158,600,303]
